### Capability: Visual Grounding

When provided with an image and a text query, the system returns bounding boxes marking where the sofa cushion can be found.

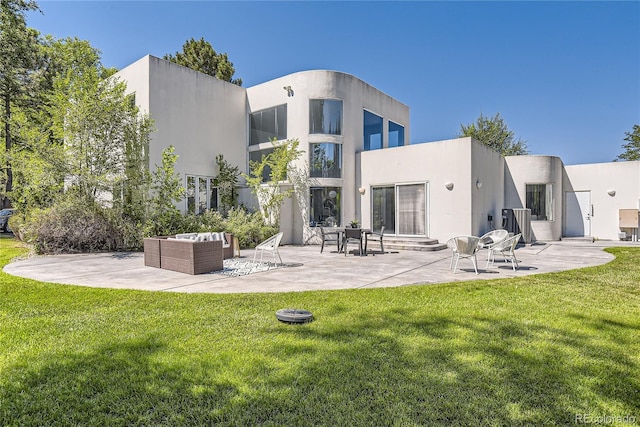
[211,232,230,248]
[176,233,198,240]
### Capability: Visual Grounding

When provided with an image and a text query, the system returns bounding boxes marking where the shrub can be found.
[24,196,123,254]
[223,207,278,248]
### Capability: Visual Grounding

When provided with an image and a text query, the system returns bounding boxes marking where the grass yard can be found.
[1,237,639,426]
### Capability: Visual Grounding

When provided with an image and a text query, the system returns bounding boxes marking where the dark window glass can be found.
[309,99,342,135]
[526,184,553,221]
[198,177,208,214]
[372,186,395,234]
[209,178,218,211]
[364,110,383,150]
[310,143,342,178]
[388,121,405,147]
[250,104,287,145]
[310,187,341,226]
[186,176,196,214]
[249,148,275,182]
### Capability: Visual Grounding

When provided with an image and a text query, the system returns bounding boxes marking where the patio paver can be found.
[3,240,635,294]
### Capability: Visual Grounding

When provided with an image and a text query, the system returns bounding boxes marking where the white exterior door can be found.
[564,191,591,237]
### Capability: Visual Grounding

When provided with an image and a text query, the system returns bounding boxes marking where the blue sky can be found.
[27,1,640,165]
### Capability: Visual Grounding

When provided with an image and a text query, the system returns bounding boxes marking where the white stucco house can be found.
[115,55,640,246]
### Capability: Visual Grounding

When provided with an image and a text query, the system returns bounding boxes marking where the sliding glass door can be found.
[372,186,395,234]
[371,183,427,236]
[397,184,426,235]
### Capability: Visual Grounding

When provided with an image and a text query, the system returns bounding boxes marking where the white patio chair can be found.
[479,229,509,249]
[486,233,521,271]
[446,235,481,274]
[253,232,284,266]
[478,229,509,261]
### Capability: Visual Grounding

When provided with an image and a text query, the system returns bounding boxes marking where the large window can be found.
[310,143,342,178]
[250,104,287,145]
[310,187,341,226]
[364,110,383,151]
[526,184,553,221]
[309,99,342,135]
[388,121,405,148]
[186,175,217,214]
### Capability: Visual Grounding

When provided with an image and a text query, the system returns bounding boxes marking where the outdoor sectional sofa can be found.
[143,232,236,275]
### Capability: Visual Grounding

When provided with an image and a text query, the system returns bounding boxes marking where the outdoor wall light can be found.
[358,187,366,195]
[445,182,454,191]
[476,180,483,189]
[283,86,294,97]
[607,189,616,197]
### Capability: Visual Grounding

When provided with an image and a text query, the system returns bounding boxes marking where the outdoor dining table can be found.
[323,227,372,255]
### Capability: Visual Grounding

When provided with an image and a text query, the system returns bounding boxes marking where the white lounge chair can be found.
[253,232,284,266]
[446,235,481,274]
[486,233,521,270]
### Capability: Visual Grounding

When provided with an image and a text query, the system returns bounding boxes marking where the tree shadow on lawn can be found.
[260,309,639,425]
[0,337,242,425]
[1,310,638,426]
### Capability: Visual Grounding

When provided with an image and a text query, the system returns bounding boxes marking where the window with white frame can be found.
[186,175,218,214]
[526,183,553,221]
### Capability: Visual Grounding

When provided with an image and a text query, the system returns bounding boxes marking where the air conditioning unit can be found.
[513,208,532,244]
[501,208,515,233]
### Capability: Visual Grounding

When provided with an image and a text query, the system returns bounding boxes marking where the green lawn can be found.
[1,237,639,426]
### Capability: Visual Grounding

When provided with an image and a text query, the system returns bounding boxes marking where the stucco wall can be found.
[564,161,640,240]
[147,57,247,186]
[471,141,505,237]
[360,138,477,243]
[505,155,564,240]
[117,55,248,212]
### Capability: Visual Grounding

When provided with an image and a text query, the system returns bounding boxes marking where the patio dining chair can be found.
[365,226,385,255]
[343,228,364,256]
[446,235,481,274]
[486,233,521,271]
[253,232,284,266]
[319,226,341,253]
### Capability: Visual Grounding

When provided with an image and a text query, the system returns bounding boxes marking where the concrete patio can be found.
[4,240,636,294]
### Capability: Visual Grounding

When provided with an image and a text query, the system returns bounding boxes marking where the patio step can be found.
[382,236,448,252]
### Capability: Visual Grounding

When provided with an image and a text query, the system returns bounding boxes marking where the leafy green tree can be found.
[616,124,640,161]
[459,113,528,156]
[163,37,242,86]
[42,39,150,202]
[212,154,239,216]
[146,145,185,237]
[243,138,303,225]
[10,37,152,232]
[0,0,40,207]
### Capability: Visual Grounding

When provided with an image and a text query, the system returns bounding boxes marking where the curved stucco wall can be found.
[505,155,563,241]
[247,70,410,244]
